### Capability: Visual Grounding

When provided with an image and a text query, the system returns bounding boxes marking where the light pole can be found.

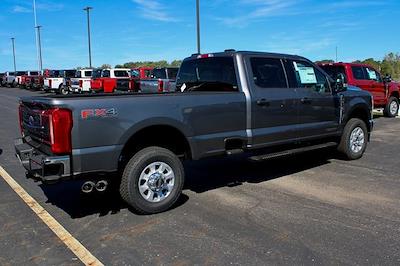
[11,38,16,73]
[83,6,93,68]
[196,0,201,54]
[33,0,40,70]
[35,25,43,70]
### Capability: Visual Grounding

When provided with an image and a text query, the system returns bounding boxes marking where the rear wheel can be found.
[383,97,399,117]
[60,85,69,95]
[338,118,368,160]
[119,146,184,214]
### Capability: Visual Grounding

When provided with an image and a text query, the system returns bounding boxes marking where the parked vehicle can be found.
[90,68,131,93]
[69,69,93,93]
[5,71,25,87]
[15,71,28,87]
[21,71,41,90]
[43,70,76,94]
[138,67,178,93]
[15,50,373,214]
[129,67,153,91]
[319,62,400,117]
[0,73,5,87]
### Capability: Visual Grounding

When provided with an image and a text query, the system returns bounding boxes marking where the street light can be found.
[35,25,43,70]
[33,0,41,71]
[11,38,16,73]
[196,0,201,54]
[83,6,93,68]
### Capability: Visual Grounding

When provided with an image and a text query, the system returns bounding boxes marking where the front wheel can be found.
[338,118,368,160]
[60,85,69,95]
[383,97,399,117]
[119,146,184,214]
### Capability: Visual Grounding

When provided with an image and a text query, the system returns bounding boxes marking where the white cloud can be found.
[13,5,31,13]
[132,0,177,22]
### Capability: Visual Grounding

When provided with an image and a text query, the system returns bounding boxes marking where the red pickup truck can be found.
[319,63,400,117]
[91,68,131,93]
[129,67,153,91]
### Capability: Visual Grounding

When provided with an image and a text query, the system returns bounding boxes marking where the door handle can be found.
[301,97,312,104]
[256,98,270,106]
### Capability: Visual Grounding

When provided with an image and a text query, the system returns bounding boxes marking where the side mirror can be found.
[334,73,347,93]
[383,74,392,83]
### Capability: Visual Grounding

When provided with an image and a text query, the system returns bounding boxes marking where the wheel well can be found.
[348,107,370,131]
[390,91,399,99]
[119,125,191,169]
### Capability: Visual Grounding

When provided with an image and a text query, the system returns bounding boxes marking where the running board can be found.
[249,142,337,162]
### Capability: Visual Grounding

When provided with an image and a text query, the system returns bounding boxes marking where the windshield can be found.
[64,70,76,78]
[29,71,39,76]
[176,57,238,92]
[17,71,26,75]
[114,70,129,77]
[320,65,347,83]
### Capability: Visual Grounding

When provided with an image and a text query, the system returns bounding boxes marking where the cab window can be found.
[250,57,287,88]
[351,66,366,80]
[365,67,382,82]
[291,61,330,93]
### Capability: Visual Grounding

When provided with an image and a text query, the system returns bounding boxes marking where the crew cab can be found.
[90,68,131,93]
[138,67,178,93]
[15,50,373,214]
[319,62,400,117]
[6,71,25,87]
[128,67,153,91]
[21,71,41,90]
[43,70,76,94]
[69,69,93,93]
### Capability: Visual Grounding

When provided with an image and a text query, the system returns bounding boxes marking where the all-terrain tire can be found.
[119,146,184,214]
[337,118,368,160]
[383,97,399,117]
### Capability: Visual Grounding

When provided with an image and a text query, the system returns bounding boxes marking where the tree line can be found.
[315,52,400,81]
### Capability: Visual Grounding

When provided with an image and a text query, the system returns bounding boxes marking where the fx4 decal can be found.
[81,108,118,119]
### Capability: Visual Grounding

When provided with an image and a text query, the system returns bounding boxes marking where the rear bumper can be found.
[15,138,71,183]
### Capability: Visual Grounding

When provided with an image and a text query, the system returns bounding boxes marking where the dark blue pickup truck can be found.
[15,50,373,214]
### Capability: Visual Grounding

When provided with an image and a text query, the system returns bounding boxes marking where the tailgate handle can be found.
[256,98,270,106]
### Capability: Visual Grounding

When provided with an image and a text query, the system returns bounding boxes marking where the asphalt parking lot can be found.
[0,87,399,265]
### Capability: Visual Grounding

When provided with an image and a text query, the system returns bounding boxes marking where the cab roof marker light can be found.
[197,54,214,59]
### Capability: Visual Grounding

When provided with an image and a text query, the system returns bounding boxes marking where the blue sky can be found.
[0,0,399,71]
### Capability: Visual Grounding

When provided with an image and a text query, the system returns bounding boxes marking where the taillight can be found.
[79,80,83,88]
[158,79,164,92]
[18,104,24,136]
[49,79,52,88]
[49,108,73,154]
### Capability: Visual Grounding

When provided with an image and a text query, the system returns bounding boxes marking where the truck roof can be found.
[187,50,309,61]
[318,62,378,69]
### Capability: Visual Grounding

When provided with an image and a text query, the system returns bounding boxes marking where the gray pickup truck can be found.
[138,67,178,93]
[15,50,373,214]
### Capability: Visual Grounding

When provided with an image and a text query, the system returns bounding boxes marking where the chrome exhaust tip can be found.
[95,180,108,192]
[81,181,95,193]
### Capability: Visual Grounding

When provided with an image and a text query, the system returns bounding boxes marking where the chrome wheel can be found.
[138,162,175,203]
[389,100,399,116]
[349,127,365,154]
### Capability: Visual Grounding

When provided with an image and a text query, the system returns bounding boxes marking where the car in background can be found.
[319,62,400,117]
[129,67,153,91]
[90,68,131,93]
[15,71,28,87]
[0,73,5,87]
[138,67,179,93]
[4,71,17,87]
[43,69,76,94]
[69,69,93,93]
[21,71,41,90]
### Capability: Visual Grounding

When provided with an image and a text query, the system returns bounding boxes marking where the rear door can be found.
[287,59,338,138]
[246,56,299,146]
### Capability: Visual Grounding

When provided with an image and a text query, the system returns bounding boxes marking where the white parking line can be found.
[0,166,104,266]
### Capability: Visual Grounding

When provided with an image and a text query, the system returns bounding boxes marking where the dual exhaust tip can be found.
[81,180,108,193]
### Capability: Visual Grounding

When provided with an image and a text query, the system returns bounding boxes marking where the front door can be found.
[287,60,339,138]
[247,56,299,147]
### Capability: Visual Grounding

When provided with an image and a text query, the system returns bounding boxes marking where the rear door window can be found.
[176,57,238,92]
[152,69,167,79]
[320,65,347,83]
[250,57,287,88]
[102,70,110,78]
[351,66,366,80]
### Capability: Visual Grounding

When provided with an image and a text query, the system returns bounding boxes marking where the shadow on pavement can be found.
[38,149,333,219]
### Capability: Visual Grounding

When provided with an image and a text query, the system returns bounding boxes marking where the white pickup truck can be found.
[44,70,76,94]
[69,69,93,93]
